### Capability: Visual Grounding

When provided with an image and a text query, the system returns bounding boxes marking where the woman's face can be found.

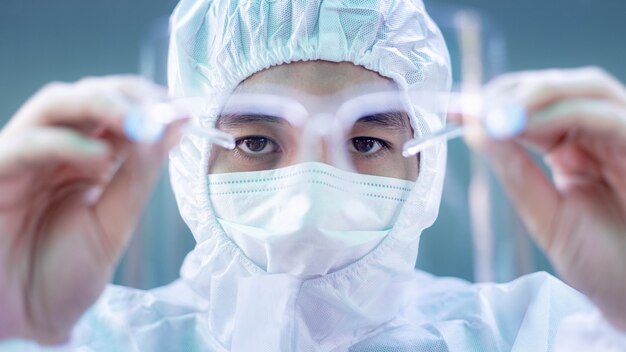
[209,61,419,181]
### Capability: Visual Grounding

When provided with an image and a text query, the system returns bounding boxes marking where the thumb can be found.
[465,123,562,252]
[92,120,184,263]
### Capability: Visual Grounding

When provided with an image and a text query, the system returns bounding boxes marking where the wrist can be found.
[0,316,70,346]
[0,285,70,345]
[602,310,626,333]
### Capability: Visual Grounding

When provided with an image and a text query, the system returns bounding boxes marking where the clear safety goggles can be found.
[209,86,442,181]
[124,86,524,181]
[126,86,459,181]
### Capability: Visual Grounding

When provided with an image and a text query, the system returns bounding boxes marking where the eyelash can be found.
[231,135,391,161]
[233,136,281,160]
[349,137,392,158]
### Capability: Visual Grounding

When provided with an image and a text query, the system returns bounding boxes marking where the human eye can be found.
[348,137,390,156]
[235,136,280,156]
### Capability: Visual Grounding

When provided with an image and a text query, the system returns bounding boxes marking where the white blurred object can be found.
[555,311,626,351]
[122,99,235,149]
[401,92,527,157]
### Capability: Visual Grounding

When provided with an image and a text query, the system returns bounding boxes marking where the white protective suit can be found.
[3,0,626,351]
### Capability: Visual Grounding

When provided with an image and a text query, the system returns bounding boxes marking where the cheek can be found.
[207,147,231,173]
[395,154,419,181]
[207,138,300,174]
[352,155,418,181]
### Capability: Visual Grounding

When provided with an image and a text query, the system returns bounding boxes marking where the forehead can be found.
[225,61,412,130]
[236,60,397,96]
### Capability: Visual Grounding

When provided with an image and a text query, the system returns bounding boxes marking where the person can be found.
[1,0,625,350]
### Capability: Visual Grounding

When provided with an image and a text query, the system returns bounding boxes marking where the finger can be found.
[92,121,184,262]
[76,75,167,102]
[487,67,626,114]
[0,127,112,177]
[483,70,531,94]
[465,121,562,252]
[524,99,626,150]
[9,76,166,137]
[476,69,626,151]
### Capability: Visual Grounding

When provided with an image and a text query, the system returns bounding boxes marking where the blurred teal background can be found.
[1,0,625,288]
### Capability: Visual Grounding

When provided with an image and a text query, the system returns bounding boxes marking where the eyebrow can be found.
[355,112,411,131]
[217,114,289,128]
[217,112,411,130]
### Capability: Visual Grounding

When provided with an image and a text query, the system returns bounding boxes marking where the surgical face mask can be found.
[207,162,414,278]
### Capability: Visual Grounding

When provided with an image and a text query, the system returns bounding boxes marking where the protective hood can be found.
[167,0,451,349]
